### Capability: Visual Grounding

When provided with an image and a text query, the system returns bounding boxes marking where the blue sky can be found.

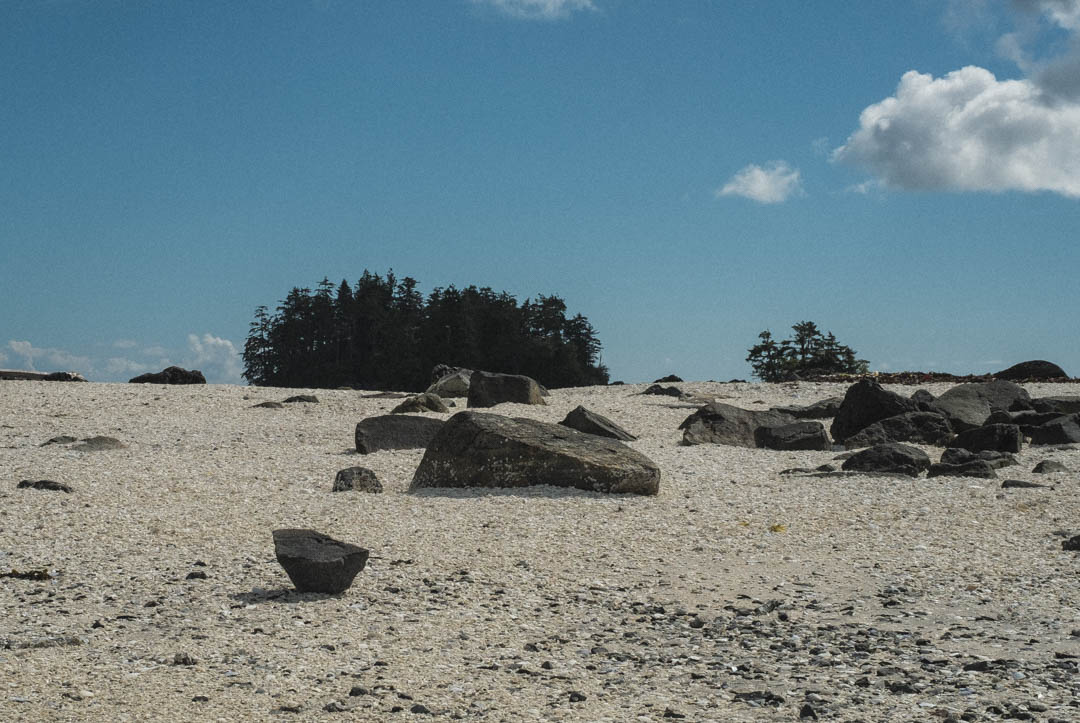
[3,0,1078,384]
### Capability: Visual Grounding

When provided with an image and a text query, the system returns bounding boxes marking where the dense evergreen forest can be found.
[242,271,609,391]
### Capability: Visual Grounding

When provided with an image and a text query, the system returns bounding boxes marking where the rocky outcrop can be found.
[467,372,545,408]
[994,360,1068,380]
[642,384,683,398]
[355,415,444,454]
[927,460,997,478]
[948,424,1022,454]
[559,406,636,441]
[272,529,369,594]
[1030,396,1080,415]
[391,393,450,414]
[930,381,1031,432]
[679,403,796,447]
[332,467,383,493]
[1027,413,1080,445]
[426,369,472,398]
[0,370,87,382]
[410,411,660,495]
[842,412,953,449]
[830,380,919,443]
[940,448,1018,469]
[840,443,931,477]
[129,366,206,384]
[754,422,831,451]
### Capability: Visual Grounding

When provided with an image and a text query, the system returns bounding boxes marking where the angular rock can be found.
[129,366,206,384]
[840,443,931,477]
[642,384,683,398]
[754,422,830,451]
[332,467,383,493]
[426,370,472,398]
[927,461,997,478]
[679,403,796,448]
[654,374,683,383]
[283,395,318,404]
[391,393,449,414]
[560,406,636,441]
[910,389,936,411]
[410,411,660,495]
[1028,413,1080,445]
[355,415,444,454]
[72,436,126,452]
[467,371,545,408]
[1001,479,1048,489]
[773,397,843,419]
[1033,460,1068,474]
[253,401,284,409]
[1031,396,1080,415]
[994,360,1068,380]
[1063,535,1080,551]
[931,381,1032,432]
[939,447,1018,469]
[0,369,87,382]
[948,424,1022,453]
[17,480,73,493]
[272,528,369,594]
[985,409,1064,430]
[843,411,953,449]
[830,380,919,443]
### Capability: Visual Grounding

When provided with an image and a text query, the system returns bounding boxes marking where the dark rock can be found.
[910,389,936,411]
[754,422,831,451]
[43,371,88,382]
[560,406,636,441]
[800,703,819,720]
[642,384,683,397]
[332,467,383,493]
[773,397,843,419]
[654,374,683,383]
[994,360,1068,380]
[1001,479,1048,489]
[1033,460,1068,474]
[679,403,795,447]
[467,371,545,408]
[569,691,587,703]
[40,435,77,446]
[1063,535,1080,551]
[840,443,931,477]
[426,369,472,398]
[283,395,319,404]
[272,528,369,594]
[391,393,449,414]
[0,369,86,382]
[253,401,284,409]
[843,412,953,449]
[129,366,206,384]
[409,411,660,495]
[940,447,1018,468]
[72,436,126,452]
[927,461,997,478]
[17,479,73,493]
[431,363,466,383]
[355,415,444,454]
[986,409,1066,431]
[830,380,919,443]
[948,424,1022,453]
[1031,396,1080,415]
[931,381,1032,432]
[185,571,208,580]
[1028,414,1080,445]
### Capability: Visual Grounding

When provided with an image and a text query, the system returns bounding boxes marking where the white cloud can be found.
[112,339,137,349]
[833,66,1080,197]
[105,357,154,376]
[184,333,244,384]
[0,349,7,364]
[472,0,596,20]
[7,340,91,373]
[716,161,804,204]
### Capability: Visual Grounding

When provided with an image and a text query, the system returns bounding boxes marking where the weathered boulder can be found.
[1031,396,1080,415]
[0,369,87,382]
[1027,413,1080,445]
[773,397,843,419]
[1062,535,1080,551]
[680,403,796,447]
[17,480,73,493]
[654,374,683,383]
[754,422,831,451]
[830,380,919,443]
[985,409,1064,430]
[355,415,444,454]
[332,467,383,493]
[931,381,1032,432]
[391,393,450,414]
[940,447,1018,469]
[560,406,636,441]
[927,460,997,478]
[1032,460,1068,474]
[129,366,206,384]
[948,424,1022,453]
[642,384,683,398]
[467,371,545,408]
[843,412,953,449]
[994,360,1068,380]
[409,411,660,495]
[840,443,931,477]
[272,529,369,594]
[910,389,936,411]
[426,370,472,398]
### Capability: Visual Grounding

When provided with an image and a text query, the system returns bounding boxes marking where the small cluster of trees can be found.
[242,271,609,391]
[746,321,868,382]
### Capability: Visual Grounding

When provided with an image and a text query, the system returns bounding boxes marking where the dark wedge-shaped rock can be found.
[830,380,918,444]
[560,406,636,441]
[680,403,795,447]
[272,529,369,594]
[948,424,1022,453]
[754,422,831,451]
[467,371,545,407]
[355,415,444,454]
[840,443,931,477]
[843,411,953,449]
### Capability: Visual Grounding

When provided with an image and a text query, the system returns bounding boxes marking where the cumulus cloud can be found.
[716,161,804,204]
[836,1,1080,197]
[471,0,596,20]
[113,339,138,349]
[185,333,244,384]
[7,340,91,373]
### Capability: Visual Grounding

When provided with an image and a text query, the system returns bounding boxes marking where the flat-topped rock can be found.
[129,366,206,385]
[467,371,545,407]
[559,405,636,441]
[679,403,795,447]
[355,415,444,454]
[272,528,369,594]
[840,443,931,477]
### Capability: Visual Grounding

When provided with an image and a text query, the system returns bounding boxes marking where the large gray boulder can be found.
[940,447,1018,469]
[948,424,1022,453]
[830,380,919,443]
[410,411,660,495]
[1027,413,1080,445]
[679,403,796,447]
[560,406,636,441]
[355,415,444,454]
[272,529,369,594]
[754,422,831,451]
[772,397,843,419]
[467,371,545,408]
[843,411,953,449]
[931,380,1031,432]
[1031,396,1080,415]
[840,443,931,477]
[129,366,206,384]
[994,360,1068,380]
[426,369,472,398]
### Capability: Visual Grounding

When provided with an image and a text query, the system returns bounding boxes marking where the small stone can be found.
[192,695,209,702]
[410,703,433,714]
[172,652,197,666]
[185,571,208,580]
[800,703,819,719]
[17,479,73,493]
[569,691,587,702]
[663,708,687,718]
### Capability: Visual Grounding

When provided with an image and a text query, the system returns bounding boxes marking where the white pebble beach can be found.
[1,379,1078,722]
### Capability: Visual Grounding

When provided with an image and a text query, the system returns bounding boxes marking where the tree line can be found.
[242,271,609,391]
[746,321,868,382]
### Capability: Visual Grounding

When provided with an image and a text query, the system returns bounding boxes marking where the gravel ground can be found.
[0,379,1077,722]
